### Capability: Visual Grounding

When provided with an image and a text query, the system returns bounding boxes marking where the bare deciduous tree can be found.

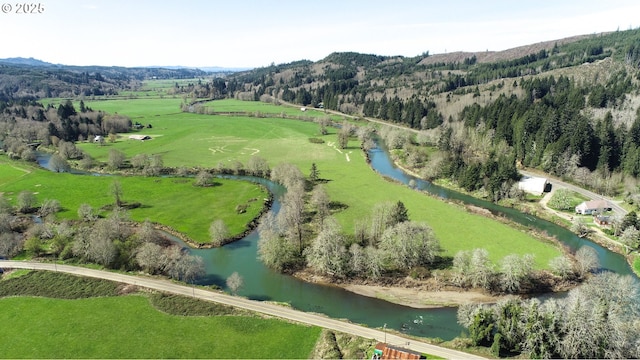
[136,242,166,274]
[257,211,297,271]
[226,271,244,295]
[0,232,23,258]
[246,155,269,177]
[77,203,98,222]
[379,221,440,271]
[17,191,36,213]
[499,253,534,293]
[619,226,640,249]
[0,194,12,214]
[195,170,213,187]
[164,245,205,282]
[143,154,163,176]
[209,219,229,246]
[278,182,305,254]
[304,217,348,277]
[548,255,574,279]
[49,154,70,173]
[270,162,304,189]
[570,217,592,238]
[87,228,116,266]
[137,219,158,244]
[0,213,11,233]
[574,246,599,276]
[348,243,366,276]
[311,185,330,227]
[110,180,123,207]
[107,149,126,169]
[364,246,384,279]
[39,199,61,219]
[368,202,394,245]
[130,153,148,169]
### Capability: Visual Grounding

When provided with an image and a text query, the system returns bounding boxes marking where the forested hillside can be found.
[226,28,640,198]
[0,60,207,100]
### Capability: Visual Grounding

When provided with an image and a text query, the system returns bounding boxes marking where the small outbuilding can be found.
[372,343,424,360]
[594,215,612,227]
[517,176,549,196]
[575,199,612,215]
[129,135,151,141]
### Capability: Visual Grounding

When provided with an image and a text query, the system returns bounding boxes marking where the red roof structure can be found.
[374,343,424,360]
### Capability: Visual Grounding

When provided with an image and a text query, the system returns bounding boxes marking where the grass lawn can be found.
[73,98,562,267]
[0,161,267,243]
[0,296,320,359]
[547,188,589,212]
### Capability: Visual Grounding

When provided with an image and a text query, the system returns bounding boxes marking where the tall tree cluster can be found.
[457,272,640,358]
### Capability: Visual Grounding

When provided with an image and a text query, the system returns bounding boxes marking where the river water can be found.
[35,142,636,341]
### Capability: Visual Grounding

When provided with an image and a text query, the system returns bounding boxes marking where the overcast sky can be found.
[1,0,639,68]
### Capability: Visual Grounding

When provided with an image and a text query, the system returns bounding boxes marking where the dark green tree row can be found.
[362,95,442,129]
[458,73,640,177]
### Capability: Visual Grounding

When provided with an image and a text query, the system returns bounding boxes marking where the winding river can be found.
[35,142,636,341]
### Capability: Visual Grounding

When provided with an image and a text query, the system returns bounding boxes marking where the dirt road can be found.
[0,260,485,359]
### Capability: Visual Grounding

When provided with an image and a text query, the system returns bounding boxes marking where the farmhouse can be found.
[517,176,549,195]
[575,199,612,215]
[129,135,151,141]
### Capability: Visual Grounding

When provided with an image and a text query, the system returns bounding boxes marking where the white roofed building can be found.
[517,176,549,196]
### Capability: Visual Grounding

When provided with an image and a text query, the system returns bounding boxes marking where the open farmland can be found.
[0,161,267,243]
[75,98,562,267]
[0,295,320,358]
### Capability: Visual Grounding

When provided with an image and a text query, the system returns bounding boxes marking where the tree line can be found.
[457,271,640,358]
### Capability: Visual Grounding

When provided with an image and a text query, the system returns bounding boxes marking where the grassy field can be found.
[0,161,267,243]
[203,98,345,120]
[73,98,562,267]
[0,296,320,359]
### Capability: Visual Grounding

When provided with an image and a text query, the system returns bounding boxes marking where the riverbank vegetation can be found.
[456,271,640,358]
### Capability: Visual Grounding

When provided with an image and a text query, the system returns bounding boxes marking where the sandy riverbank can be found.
[343,283,508,308]
[294,270,510,308]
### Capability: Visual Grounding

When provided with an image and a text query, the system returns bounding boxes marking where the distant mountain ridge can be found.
[0,57,57,67]
[0,57,251,73]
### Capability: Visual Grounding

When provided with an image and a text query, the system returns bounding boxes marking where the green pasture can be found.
[0,163,30,186]
[204,98,344,120]
[0,296,319,358]
[78,112,345,169]
[73,98,562,267]
[0,161,267,243]
[141,78,208,90]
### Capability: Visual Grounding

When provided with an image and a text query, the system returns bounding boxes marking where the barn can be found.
[129,135,151,141]
[517,176,549,196]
